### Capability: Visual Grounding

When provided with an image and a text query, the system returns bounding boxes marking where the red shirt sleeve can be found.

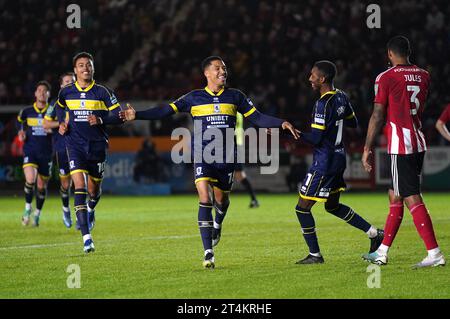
[438,104,450,123]
[374,73,389,106]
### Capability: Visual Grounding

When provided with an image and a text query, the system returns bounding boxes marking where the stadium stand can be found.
[0,0,173,104]
[115,0,449,145]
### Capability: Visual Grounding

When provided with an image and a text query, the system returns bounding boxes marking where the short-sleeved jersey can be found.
[374,64,430,154]
[170,87,257,163]
[44,99,67,152]
[56,81,120,147]
[438,103,450,124]
[17,103,52,154]
[309,89,355,174]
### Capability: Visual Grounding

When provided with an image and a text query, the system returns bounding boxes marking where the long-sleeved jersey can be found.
[300,89,357,174]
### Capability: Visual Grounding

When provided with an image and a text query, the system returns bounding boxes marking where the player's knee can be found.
[73,180,86,190]
[297,198,314,211]
[404,195,422,210]
[198,193,210,203]
[25,176,36,185]
[88,188,101,200]
[60,178,70,190]
[88,181,100,194]
[388,190,403,204]
[36,181,44,190]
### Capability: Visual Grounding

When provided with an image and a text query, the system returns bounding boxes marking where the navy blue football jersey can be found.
[56,81,120,147]
[17,103,52,154]
[309,89,356,174]
[171,87,257,162]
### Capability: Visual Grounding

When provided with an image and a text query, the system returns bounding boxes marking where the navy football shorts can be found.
[23,151,53,179]
[299,169,346,202]
[194,162,235,192]
[66,142,106,181]
[55,149,70,178]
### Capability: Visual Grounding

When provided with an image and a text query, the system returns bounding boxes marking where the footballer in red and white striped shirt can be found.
[362,36,445,269]
[374,63,429,154]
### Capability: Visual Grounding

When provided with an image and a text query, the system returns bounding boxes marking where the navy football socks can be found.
[74,188,89,236]
[24,182,34,206]
[214,200,230,226]
[88,191,101,211]
[198,202,213,251]
[35,188,47,211]
[60,186,70,210]
[326,204,371,232]
[295,205,320,254]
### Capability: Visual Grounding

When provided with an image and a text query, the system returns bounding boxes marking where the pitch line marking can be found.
[0,234,198,251]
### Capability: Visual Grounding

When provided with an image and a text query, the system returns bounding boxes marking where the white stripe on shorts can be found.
[391,154,399,196]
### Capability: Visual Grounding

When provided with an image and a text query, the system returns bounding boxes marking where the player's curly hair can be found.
[73,52,94,67]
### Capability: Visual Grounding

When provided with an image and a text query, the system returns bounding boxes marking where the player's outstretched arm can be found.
[88,106,123,126]
[119,103,175,122]
[119,103,136,121]
[362,103,386,172]
[246,110,299,139]
[281,121,300,139]
[299,128,324,146]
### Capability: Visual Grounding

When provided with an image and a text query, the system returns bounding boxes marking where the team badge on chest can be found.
[213,97,220,113]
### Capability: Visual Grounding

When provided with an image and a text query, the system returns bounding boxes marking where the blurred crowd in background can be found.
[0,0,449,155]
[0,0,167,104]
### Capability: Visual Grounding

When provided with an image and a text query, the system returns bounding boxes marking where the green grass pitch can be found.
[0,193,448,299]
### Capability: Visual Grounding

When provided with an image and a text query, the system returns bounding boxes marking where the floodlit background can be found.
[0,0,449,195]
